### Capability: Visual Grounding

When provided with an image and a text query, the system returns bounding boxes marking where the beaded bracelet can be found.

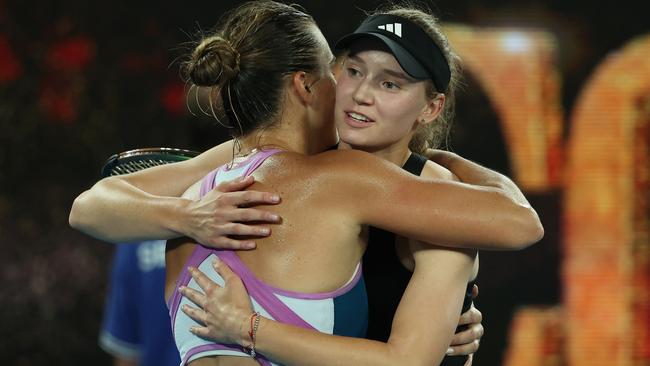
[245,311,261,357]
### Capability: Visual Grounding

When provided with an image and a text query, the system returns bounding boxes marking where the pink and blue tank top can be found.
[168,149,368,365]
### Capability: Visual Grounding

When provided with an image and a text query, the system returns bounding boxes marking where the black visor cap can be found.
[335,14,451,92]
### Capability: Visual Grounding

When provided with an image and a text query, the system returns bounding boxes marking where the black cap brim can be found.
[335,32,430,80]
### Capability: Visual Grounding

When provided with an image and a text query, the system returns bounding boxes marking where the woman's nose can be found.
[352,82,373,105]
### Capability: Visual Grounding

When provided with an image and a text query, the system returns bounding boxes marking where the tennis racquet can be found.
[101,147,200,177]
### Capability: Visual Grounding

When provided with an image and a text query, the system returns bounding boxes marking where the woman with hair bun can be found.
[70,1,542,365]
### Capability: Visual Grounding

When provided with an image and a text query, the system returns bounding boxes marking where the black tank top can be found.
[363,152,473,366]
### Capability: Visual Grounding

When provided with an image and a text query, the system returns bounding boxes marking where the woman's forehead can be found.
[349,51,408,79]
[348,37,393,57]
[348,39,402,67]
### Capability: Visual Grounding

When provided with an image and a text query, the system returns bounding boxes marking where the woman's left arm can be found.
[180,246,476,366]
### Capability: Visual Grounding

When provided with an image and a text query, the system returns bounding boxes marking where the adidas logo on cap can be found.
[377,23,402,37]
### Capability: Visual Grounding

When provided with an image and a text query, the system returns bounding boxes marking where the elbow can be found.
[69,180,108,236]
[69,190,90,231]
[484,187,544,250]
[530,212,545,244]
[503,206,545,250]
[519,206,544,248]
[69,189,115,243]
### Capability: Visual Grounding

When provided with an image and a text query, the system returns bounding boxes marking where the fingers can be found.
[450,306,483,356]
[203,210,280,250]
[458,304,482,326]
[195,177,282,252]
[188,266,222,296]
[189,326,211,338]
[216,190,281,208]
[447,339,480,356]
[183,306,225,341]
[230,208,281,224]
[203,211,280,250]
[181,305,219,339]
[216,176,256,192]
[451,323,484,345]
[221,223,272,237]
[181,303,207,326]
[463,353,474,366]
[179,284,208,308]
[204,237,257,250]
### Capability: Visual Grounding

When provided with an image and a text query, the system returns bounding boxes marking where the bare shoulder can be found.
[420,160,458,181]
[306,149,405,177]
[261,149,408,209]
[260,149,395,184]
[306,150,456,181]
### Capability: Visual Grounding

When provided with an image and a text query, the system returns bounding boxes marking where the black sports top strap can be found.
[402,152,427,175]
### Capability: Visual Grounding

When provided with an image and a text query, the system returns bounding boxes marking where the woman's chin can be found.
[338,136,372,150]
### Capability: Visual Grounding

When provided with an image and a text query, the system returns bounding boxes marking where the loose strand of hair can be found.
[228,138,244,170]
[195,85,213,118]
[227,83,245,137]
[208,85,233,129]
[185,83,198,117]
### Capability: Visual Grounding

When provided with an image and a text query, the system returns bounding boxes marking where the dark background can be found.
[0,0,647,365]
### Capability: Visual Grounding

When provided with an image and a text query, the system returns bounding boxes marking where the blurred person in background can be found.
[99,241,180,366]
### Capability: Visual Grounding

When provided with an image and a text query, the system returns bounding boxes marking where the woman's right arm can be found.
[318,149,544,250]
[69,140,281,248]
[424,149,532,209]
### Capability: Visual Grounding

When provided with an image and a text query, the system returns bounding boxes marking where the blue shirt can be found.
[99,241,180,366]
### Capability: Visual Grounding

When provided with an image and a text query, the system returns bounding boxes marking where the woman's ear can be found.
[291,71,316,105]
[418,93,446,126]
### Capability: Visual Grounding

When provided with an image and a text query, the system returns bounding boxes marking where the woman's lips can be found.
[344,111,375,128]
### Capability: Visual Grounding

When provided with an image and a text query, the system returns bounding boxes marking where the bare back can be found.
[219,151,367,293]
[165,150,368,306]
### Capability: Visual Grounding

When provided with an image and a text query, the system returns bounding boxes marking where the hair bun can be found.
[187,36,240,87]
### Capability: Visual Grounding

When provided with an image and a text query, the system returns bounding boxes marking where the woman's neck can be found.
[338,140,412,167]
[237,115,312,156]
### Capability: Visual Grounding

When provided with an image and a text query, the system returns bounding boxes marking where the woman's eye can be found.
[347,68,361,77]
[383,81,400,89]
